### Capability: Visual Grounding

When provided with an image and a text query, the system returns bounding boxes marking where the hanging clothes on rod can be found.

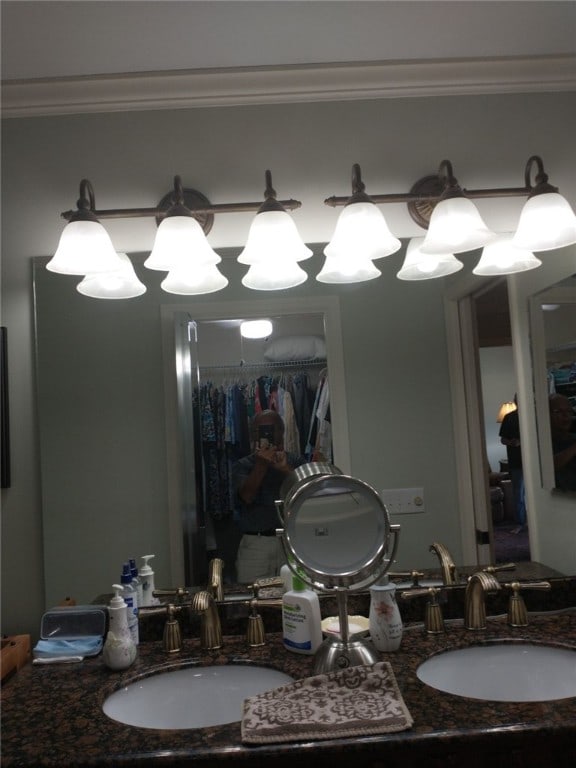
[193,361,330,521]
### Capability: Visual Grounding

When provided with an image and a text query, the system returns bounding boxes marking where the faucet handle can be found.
[400,587,445,634]
[163,604,183,653]
[482,562,516,574]
[389,570,425,587]
[504,580,551,627]
[153,586,191,604]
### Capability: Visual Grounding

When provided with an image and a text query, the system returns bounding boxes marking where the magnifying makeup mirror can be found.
[275,463,400,672]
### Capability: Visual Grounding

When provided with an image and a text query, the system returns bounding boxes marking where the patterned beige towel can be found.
[241,661,413,744]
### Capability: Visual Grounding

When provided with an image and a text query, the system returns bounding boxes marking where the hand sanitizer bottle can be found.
[369,575,403,652]
[129,558,143,606]
[103,585,137,671]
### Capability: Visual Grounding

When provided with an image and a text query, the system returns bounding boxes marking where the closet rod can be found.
[199,358,327,371]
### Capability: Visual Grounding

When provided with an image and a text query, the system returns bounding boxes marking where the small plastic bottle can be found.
[139,554,156,607]
[280,555,296,593]
[369,575,403,652]
[129,557,143,606]
[120,563,139,646]
[102,584,137,671]
[282,571,322,655]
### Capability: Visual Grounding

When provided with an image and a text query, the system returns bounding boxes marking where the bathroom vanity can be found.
[2,609,575,768]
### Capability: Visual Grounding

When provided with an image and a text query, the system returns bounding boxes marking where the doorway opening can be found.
[475,281,531,564]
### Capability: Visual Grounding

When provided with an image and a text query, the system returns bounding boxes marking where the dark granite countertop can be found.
[2,608,576,768]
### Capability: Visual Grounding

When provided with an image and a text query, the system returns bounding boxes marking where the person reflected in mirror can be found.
[549,393,576,492]
[499,395,527,533]
[233,410,307,584]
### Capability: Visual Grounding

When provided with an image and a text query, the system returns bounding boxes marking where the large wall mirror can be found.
[33,246,574,607]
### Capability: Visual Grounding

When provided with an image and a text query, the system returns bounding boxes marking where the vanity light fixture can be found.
[396,237,463,281]
[472,235,542,277]
[50,171,303,298]
[324,155,576,281]
[76,253,147,299]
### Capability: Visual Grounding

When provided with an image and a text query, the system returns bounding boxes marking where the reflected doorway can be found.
[475,281,531,564]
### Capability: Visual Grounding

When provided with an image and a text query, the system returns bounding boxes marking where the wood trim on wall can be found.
[3,55,576,118]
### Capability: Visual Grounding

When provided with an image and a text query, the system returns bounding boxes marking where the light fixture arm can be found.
[324,157,548,228]
[524,155,558,197]
[61,174,302,233]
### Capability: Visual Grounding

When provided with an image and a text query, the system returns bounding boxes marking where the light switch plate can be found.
[380,487,425,515]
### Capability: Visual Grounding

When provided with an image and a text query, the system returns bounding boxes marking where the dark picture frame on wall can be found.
[1,327,11,488]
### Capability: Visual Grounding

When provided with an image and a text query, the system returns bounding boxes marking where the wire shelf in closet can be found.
[199,358,327,371]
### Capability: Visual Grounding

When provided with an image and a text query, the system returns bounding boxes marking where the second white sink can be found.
[103,664,294,729]
[417,642,576,702]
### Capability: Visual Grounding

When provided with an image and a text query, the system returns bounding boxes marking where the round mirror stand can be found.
[275,463,401,673]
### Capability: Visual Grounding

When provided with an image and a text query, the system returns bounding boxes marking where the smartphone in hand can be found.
[257,424,276,449]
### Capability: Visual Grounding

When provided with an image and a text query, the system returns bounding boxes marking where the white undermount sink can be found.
[417,642,576,702]
[102,664,294,729]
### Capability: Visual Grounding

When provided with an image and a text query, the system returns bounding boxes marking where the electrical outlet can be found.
[380,487,425,515]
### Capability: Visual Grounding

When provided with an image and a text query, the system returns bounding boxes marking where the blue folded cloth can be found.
[33,636,103,659]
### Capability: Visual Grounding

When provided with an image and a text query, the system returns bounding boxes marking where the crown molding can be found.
[2,55,575,118]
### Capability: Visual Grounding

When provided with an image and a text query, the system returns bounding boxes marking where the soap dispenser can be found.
[140,554,156,607]
[102,584,137,671]
[369,575,403,652]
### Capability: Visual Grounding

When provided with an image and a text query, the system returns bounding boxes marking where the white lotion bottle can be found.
[103,584,137,671]
[282,571,322,655]
[120,562,139,645]
[369,575,403,652]
[140,554,156,607]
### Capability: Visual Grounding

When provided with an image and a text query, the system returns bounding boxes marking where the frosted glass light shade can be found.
[397,238,463,281]
[241,259,308,290]
[47,220,124,275]
[240,320,273,339]
[316,253,382,284]
[237,210,312,265]
[161,262,228,295]
[512,193,576,251]
[145,216,221,271]
[473,235,542,276]
[76,253,147,299]
[420,197,498,255]
[323,202,401,261]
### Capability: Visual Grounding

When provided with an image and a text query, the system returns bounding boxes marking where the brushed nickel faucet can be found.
[191,590,223,650]
[429,542,459,585]
[464,571,501,630]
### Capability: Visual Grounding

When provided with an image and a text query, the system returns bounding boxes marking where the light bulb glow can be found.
[397,237,463,281]
[240,320,273,339]
[473,235,542,276]
[161,262,228,295]
[237,211,312,265]
[512,193,576,251]
[420,197,498,255]
[241,258,308,290]
[76,253,147,299]
[47,220,124,275]
[145,216,221,271]
[323,202,401,261]
[316,253,382,284]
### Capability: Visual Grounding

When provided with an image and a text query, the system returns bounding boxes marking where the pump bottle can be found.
[129,558,143,606]
[140,554,156,607]
[282,571,322,655]
[369,575,403,652]
[120,562,139,645]
[102,584,137,671]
